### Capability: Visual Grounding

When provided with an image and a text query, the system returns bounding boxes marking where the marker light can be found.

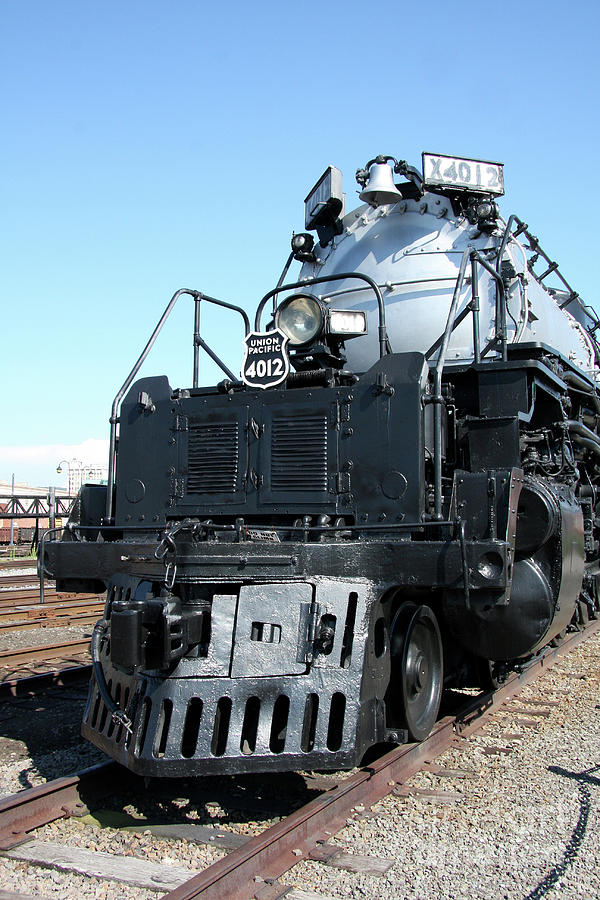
[329,309,367,337]
[275,294,324,346]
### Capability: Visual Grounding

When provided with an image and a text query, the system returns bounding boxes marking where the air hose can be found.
[90,618,132,733]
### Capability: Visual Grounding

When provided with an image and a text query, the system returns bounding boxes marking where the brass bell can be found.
[359,162,403,208]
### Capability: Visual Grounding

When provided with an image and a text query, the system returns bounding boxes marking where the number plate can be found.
[246,529,281,542]
[422,152,504,196]
[304,165,344,230]
[241,328,290,389]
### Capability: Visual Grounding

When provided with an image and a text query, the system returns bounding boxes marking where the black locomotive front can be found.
[45,344,578,776]
[42,154,598,777]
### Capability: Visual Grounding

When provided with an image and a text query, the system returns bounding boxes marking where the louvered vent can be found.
[187,422,238,493]
[271,415,328,492]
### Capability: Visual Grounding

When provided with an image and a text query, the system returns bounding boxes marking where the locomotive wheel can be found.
[390,603,443,742]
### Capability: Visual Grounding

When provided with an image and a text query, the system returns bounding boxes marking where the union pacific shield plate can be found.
[241,328,290,389]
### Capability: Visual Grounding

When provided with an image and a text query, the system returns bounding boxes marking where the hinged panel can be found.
[173,401,250,510]
[258,397,340,508]
[231,583,313,677]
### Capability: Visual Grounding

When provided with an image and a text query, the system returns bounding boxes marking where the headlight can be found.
[275,294,324,346]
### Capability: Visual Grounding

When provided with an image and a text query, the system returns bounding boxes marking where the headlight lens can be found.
[275,294,324,346]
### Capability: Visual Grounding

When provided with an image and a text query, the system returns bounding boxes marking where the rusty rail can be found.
[0,575,51,589]
[0,558,37,569]
[0,664,92,700]
[0,639,91,667]
[0,598,103,630]
[0,762,117,849]
[0,590,104,607]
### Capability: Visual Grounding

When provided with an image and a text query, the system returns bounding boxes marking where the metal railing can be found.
[502,215,600,364]
[105,289,250,522]
[424,247,506,518]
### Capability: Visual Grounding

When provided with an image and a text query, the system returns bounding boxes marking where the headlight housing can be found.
[275,293,324,346]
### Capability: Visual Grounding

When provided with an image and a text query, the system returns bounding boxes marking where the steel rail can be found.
[0,611,102,632]
[161,617,600,900]
[0,598,103,616]
[0,761,118,849]
[0,594,105,618]
[0,664,92,701]
[0,640,91,667]
[0,575,47,588]
[0,590,103,606]
[0,559,37,570]
[0,590,63,605]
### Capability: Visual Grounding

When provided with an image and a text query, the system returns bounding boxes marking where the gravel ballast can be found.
[0,631,597,899]
[289,631,600,899]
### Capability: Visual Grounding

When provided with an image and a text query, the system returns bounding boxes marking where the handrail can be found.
[431,248,472,519]
[255,272,391,360]
[105,288,250,522]
[427,247,507,518]
[497,215,600,364]
[37,526,66,604]
[474,253,507,361]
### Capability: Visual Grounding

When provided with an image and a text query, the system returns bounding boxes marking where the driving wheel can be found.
[390,603,443,741]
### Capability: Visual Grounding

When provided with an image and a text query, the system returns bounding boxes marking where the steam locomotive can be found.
[43,152,600,777]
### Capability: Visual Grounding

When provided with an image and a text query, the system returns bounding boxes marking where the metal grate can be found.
[271,415,328,492]
[187,422,239,493]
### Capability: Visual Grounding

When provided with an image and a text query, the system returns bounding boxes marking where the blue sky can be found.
[2,0,599,488]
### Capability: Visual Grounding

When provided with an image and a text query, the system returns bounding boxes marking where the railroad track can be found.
[0,588,100,605]
[0,570,101,689]
[0,663,93,700]
[0,556,36,568]
[0,599,104,632]
[0,595,102,613]
[0,574,48,589]
[0,618,597,900]
[0,638,91,668]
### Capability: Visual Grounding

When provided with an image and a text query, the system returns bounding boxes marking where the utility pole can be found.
[48,486,56,532]
[9,473,14,549]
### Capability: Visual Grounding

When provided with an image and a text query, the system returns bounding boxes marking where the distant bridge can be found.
[0,494,76,520]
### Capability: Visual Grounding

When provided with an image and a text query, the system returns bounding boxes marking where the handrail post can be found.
[471,253,481,364]
[193,294,201,389]
[37,525,65,605]
[433,248,472,519]
[472,252,507,362]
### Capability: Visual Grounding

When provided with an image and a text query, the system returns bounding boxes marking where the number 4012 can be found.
[245,358,284,378]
